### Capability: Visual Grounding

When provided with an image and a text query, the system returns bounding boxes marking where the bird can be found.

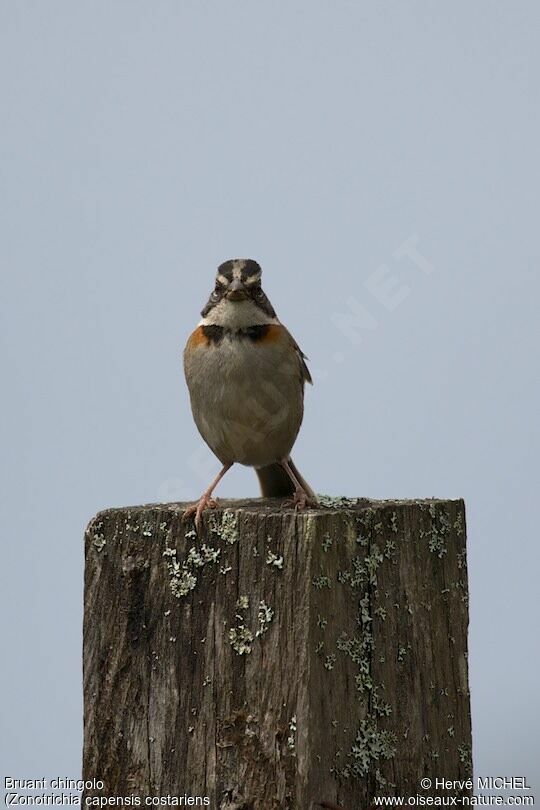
[183,258,316,529]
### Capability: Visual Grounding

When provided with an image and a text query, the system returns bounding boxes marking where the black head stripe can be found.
[240,259,262,282]
[246,284,275,317]
[204,259,273,318]
[201,287,225,317]
[216,258,262,282]
[200,299,214,318]
[217,260,235,281]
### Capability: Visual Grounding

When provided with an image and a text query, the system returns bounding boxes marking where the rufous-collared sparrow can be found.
[183,258,316,529]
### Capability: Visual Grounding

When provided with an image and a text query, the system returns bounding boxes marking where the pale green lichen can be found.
[376,768,395,789]
[343,545,384,589]
[228,624,254,655]
[346,633,371,668]
[318,495,359,508]
[359,593,372,625]
[384,539,397,559]
[312,574,331,589]
[187,544,221,567]
[364,545,384,585]
[353,665,374,695]
[372,692,392,717]
[344,717,397,778]
[330,511,398,783]
[324,654,337,671]
[88,518,106,551]
[337,631,373,694]
[356,509,374,546]
[421,503,451,558]
[322,533,333,552]
[398,644,411,663]
[255,600,274,637]
[163,540,220,599]
[229,598,273,652]
[266,550,284,569]
[428,535,448,557]
[210,509,238,544]
[458,743,472,770]
[287,715,297,755]
[163,547,198,597]
[172,570,197,597]
[454,512,464,536]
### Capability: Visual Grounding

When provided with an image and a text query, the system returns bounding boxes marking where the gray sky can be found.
[1,0,539,793]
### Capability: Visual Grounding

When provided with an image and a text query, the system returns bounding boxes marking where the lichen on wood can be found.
[83,497,471,807]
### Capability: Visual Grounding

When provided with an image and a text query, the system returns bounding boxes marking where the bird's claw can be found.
[183,495,218,533]
[283,488,318,511]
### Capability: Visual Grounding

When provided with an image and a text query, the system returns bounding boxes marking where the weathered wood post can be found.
[83,497,471,808]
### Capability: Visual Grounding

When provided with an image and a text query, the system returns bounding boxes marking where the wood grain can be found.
[83,498,472,807]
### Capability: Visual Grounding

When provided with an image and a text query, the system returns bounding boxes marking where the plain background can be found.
[2,0,539,796]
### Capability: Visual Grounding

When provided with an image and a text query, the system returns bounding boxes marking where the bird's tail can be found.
[255,458,316,499]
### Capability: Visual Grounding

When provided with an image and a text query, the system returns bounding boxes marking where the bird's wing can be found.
[281,325,312,385]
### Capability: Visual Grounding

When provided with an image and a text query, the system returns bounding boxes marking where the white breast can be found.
[199,298,278,329]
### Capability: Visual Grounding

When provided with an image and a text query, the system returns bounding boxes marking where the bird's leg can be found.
[183,463,233,533]
[281,458,318,510]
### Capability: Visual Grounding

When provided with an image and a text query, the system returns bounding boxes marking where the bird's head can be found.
[201,259,276,323]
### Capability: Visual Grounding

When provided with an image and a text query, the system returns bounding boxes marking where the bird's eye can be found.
[254,288,264,298]
[211,289,220,300]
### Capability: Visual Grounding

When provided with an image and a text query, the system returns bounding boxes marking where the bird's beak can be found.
[226,279,248,301]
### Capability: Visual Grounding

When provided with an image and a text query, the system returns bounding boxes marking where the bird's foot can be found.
[183,494,218,533]
[283,488,318,511]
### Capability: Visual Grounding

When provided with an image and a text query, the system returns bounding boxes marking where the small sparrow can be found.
[183,258,316,529]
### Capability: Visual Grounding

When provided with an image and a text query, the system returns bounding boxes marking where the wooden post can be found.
[83,498,472,808]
